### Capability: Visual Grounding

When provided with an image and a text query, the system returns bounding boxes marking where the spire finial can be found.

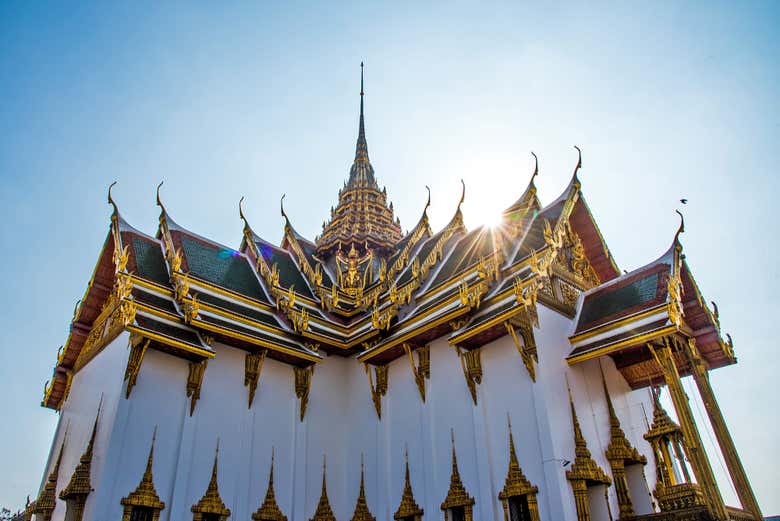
[144,427,157,480]
[280,194,290,224]
[574,145,582,171]
[457,179,466,211]
[239,196,249,227]
[156,181,168,215]
[531,152,539,181]
[108,181,119,216]
[424,185,431,213]
[360,61,364,97]
[674,209,685,243]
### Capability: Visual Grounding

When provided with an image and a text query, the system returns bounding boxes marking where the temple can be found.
[28,65,761,521]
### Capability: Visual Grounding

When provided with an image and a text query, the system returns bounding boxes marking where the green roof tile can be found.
[577,272,660,329]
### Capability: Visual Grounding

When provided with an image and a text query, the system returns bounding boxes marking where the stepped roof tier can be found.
[567,211,734,388]
[40,79,735,411]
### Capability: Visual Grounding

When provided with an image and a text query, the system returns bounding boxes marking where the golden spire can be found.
[644,386,683,440]
[499,415,538,501]
[394,448,423,520]
[253,448,287,521]
[600,367,646,465]
[121,428,165,513]
[349,454,376,521]
[60,405,101,500]
[34,434,66,518]
[440,430,475,511]
[310,456,336,521]
[191,440,231,520]
[565,383,611,485]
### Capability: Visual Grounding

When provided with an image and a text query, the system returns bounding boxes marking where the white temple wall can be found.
[94,343,189,521]
[42,330,129,521]
[41,304,663,521]
[478,333,548,521]
[298,353,352,520]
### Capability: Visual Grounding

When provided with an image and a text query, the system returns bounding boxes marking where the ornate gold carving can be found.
[403,344,430,402]
[667,271,684,328]
[310,457,336,521]
[504,320,536,382]
[440,430,475,521]
[121,430,165,521]
[173,272,191,303]
[349,455,376,521]
[394,449,424,521]
[337,243,373,296]
[183,295,200,324]
[186,361,208,416]
[455,346,482,405]
[113,244,130,273]
[513,278,540,328]
[372,303,398,331]
[498,417,540,521]
[295,366,314,421]
[366,364,388,419]
[245,350,267,408]
[449,318,468,331]
[553,221,600,288]
[558,279,581,308]
[458,278,488,310]
[74,276,137,372]
[191,443,231,521]
[253,449,287,521]
[124,335,150,399]
[289,307,310,333]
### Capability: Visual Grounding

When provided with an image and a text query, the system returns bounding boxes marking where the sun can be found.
[480,206,505,229]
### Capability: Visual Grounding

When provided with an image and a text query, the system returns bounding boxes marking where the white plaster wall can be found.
[41,331,129,521]
[41,304,664,521]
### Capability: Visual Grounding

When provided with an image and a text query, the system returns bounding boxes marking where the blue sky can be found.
[1,0,778,514]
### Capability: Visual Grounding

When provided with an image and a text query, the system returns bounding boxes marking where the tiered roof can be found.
[41,70,735,411]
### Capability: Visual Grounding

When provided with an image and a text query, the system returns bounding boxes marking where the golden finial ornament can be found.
[309,455,336,521]
[574,145,582,171]
[191,439,231,521]
[674,209,685,244]
[253,447,287,521]
[440,429,475,519]
[530,151,539,182]
[121,428,165,521]
[155,181,168,214]
[108,181,119,216]
[394,447,423,520]
[349,453,376,521]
